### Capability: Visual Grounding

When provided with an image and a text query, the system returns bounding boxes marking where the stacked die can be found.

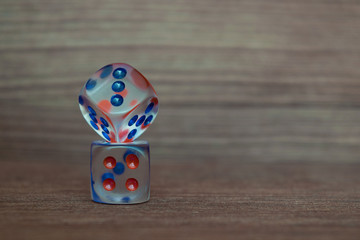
[78,63,159,204]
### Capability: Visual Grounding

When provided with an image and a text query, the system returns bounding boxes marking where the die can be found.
[78,63,159,143]
[90,140,150,204]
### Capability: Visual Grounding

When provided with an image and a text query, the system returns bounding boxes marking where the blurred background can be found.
[1,0,360,164]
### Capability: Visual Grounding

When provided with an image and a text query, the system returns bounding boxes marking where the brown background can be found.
[0,0,360,239]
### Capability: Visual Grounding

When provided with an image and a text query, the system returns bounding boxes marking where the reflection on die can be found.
[79,63,159,143]
[90,141,150,204]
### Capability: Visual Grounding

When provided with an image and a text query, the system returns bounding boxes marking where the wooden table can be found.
[1,160,359,239]
[1,0,360,239]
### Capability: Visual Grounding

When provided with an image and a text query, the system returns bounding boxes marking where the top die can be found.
[78,63,159,143]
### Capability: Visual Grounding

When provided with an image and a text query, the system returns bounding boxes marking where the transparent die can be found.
[79,63,159,143]
[90,140,150,204]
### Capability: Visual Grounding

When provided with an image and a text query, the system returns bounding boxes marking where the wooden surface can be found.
[1,160,360,240]
[1,0,360,239]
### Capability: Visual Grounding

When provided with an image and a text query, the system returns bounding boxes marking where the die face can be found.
[79,95,116,142]
[79,63,159,142]
[90,141,150,204]
[119,96,159,142]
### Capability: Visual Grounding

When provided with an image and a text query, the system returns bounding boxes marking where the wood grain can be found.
[0,160,359,240]
[0,0,360,239]
[1,0,360,162]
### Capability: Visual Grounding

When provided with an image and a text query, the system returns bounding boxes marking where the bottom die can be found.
[90,140,150,204]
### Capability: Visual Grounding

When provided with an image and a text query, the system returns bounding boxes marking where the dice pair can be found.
[79,63,158,204]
